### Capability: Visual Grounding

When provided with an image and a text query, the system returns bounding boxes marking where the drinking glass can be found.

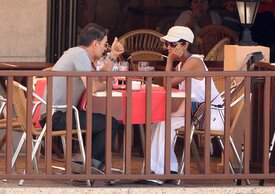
[144,66,155,71]
[119,61,129,71]
[137,62,149,85]
[96,57,105,71]
[138,61,149,71]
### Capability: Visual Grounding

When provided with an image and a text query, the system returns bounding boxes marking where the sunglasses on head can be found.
[164,41,184,48]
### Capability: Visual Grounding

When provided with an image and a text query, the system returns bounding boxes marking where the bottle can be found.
[112,62,119,85]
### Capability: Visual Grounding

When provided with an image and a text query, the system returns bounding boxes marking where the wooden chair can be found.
[205,37,231,92]
[196,24,239,57]
[129,50,166,70]
[129,50,166,85]
[0,95,22,151]
[118,29,165,54]
[204,37,231,61]
[174,79,245,185]
[10,81,90,186]
[174,51,264,185]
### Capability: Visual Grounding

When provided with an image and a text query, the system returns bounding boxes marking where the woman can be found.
[150,26,224,175]
[174,0,221,53]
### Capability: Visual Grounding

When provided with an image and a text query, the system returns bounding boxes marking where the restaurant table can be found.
[0,62,52,70]
[87,85,204,173]
[0,62,53,91]
[130,60,223,72]
[89,85,189,124]
[85,85,188,152]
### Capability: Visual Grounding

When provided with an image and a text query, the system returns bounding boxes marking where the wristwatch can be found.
[106,52,117,63]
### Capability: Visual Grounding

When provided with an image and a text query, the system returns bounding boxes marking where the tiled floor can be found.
[1,150,274,188]
[0,135,274,188]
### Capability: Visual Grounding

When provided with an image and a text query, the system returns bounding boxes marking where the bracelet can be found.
[106,53,117,63]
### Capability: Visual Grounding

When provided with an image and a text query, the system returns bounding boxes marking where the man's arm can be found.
[100,37,124,72]
[81,76,106,93]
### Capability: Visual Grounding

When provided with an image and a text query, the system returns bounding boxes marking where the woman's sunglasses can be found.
[164,41,184,48]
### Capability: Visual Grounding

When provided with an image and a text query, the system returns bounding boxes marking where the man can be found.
[40,23,124,169]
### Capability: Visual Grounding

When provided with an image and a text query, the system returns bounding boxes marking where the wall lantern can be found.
[236,0,260,46]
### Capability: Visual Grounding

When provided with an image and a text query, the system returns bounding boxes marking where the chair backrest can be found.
[129,50,166,71]
[12,81,35,133]
[193,51,264,132]
[196,24,239,56]
[0,95,7,117]
[204,37,230,61]
[192,81,245,132]
[155,17,176,35]
[118,29,165,53]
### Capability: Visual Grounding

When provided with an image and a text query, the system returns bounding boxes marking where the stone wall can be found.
[0,0,47,62]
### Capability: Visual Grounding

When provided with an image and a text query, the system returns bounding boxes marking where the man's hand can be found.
[109,37,124,58]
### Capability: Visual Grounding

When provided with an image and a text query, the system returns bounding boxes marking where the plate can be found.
[112,85,126,90]
[132,88,140,91]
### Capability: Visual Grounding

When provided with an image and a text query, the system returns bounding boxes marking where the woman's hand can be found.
[168,45,184,61]
[109,37,124,58]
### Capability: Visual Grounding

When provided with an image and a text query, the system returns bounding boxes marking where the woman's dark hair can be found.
[78,23,109,46]
[178,39,191,45]
[178,39,192,52]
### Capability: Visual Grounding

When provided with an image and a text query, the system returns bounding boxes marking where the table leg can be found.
[138,124,146,156]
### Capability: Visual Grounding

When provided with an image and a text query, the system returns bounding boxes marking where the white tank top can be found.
[178,55,223,106]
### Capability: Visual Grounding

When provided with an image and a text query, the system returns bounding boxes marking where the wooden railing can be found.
[0,69,274,185]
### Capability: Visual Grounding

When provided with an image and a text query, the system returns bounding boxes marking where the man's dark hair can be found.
[78,23,109,46]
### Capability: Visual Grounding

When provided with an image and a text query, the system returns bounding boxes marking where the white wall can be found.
[0,0,47,62]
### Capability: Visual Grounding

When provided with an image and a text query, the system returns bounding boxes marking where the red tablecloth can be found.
[121,87,166,124]
[80,86,171,124]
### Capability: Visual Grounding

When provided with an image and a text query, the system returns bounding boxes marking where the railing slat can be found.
[263,76,271,174]
[164,77,171,175]
[223,76,231,174]
[145,77,152,174]
[244,77,251,174]
[85,76,93,174]
[45,77,53,174]
[26,77,33,174]
[125,76,132,174]
[105,77,113,174]
[6,76,14,174]
[66,77,73,174]
[184,77,192,175]
[204,77,211,174]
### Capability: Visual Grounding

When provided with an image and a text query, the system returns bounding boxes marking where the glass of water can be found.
[138,61,149,71]
[137,62,149,85]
